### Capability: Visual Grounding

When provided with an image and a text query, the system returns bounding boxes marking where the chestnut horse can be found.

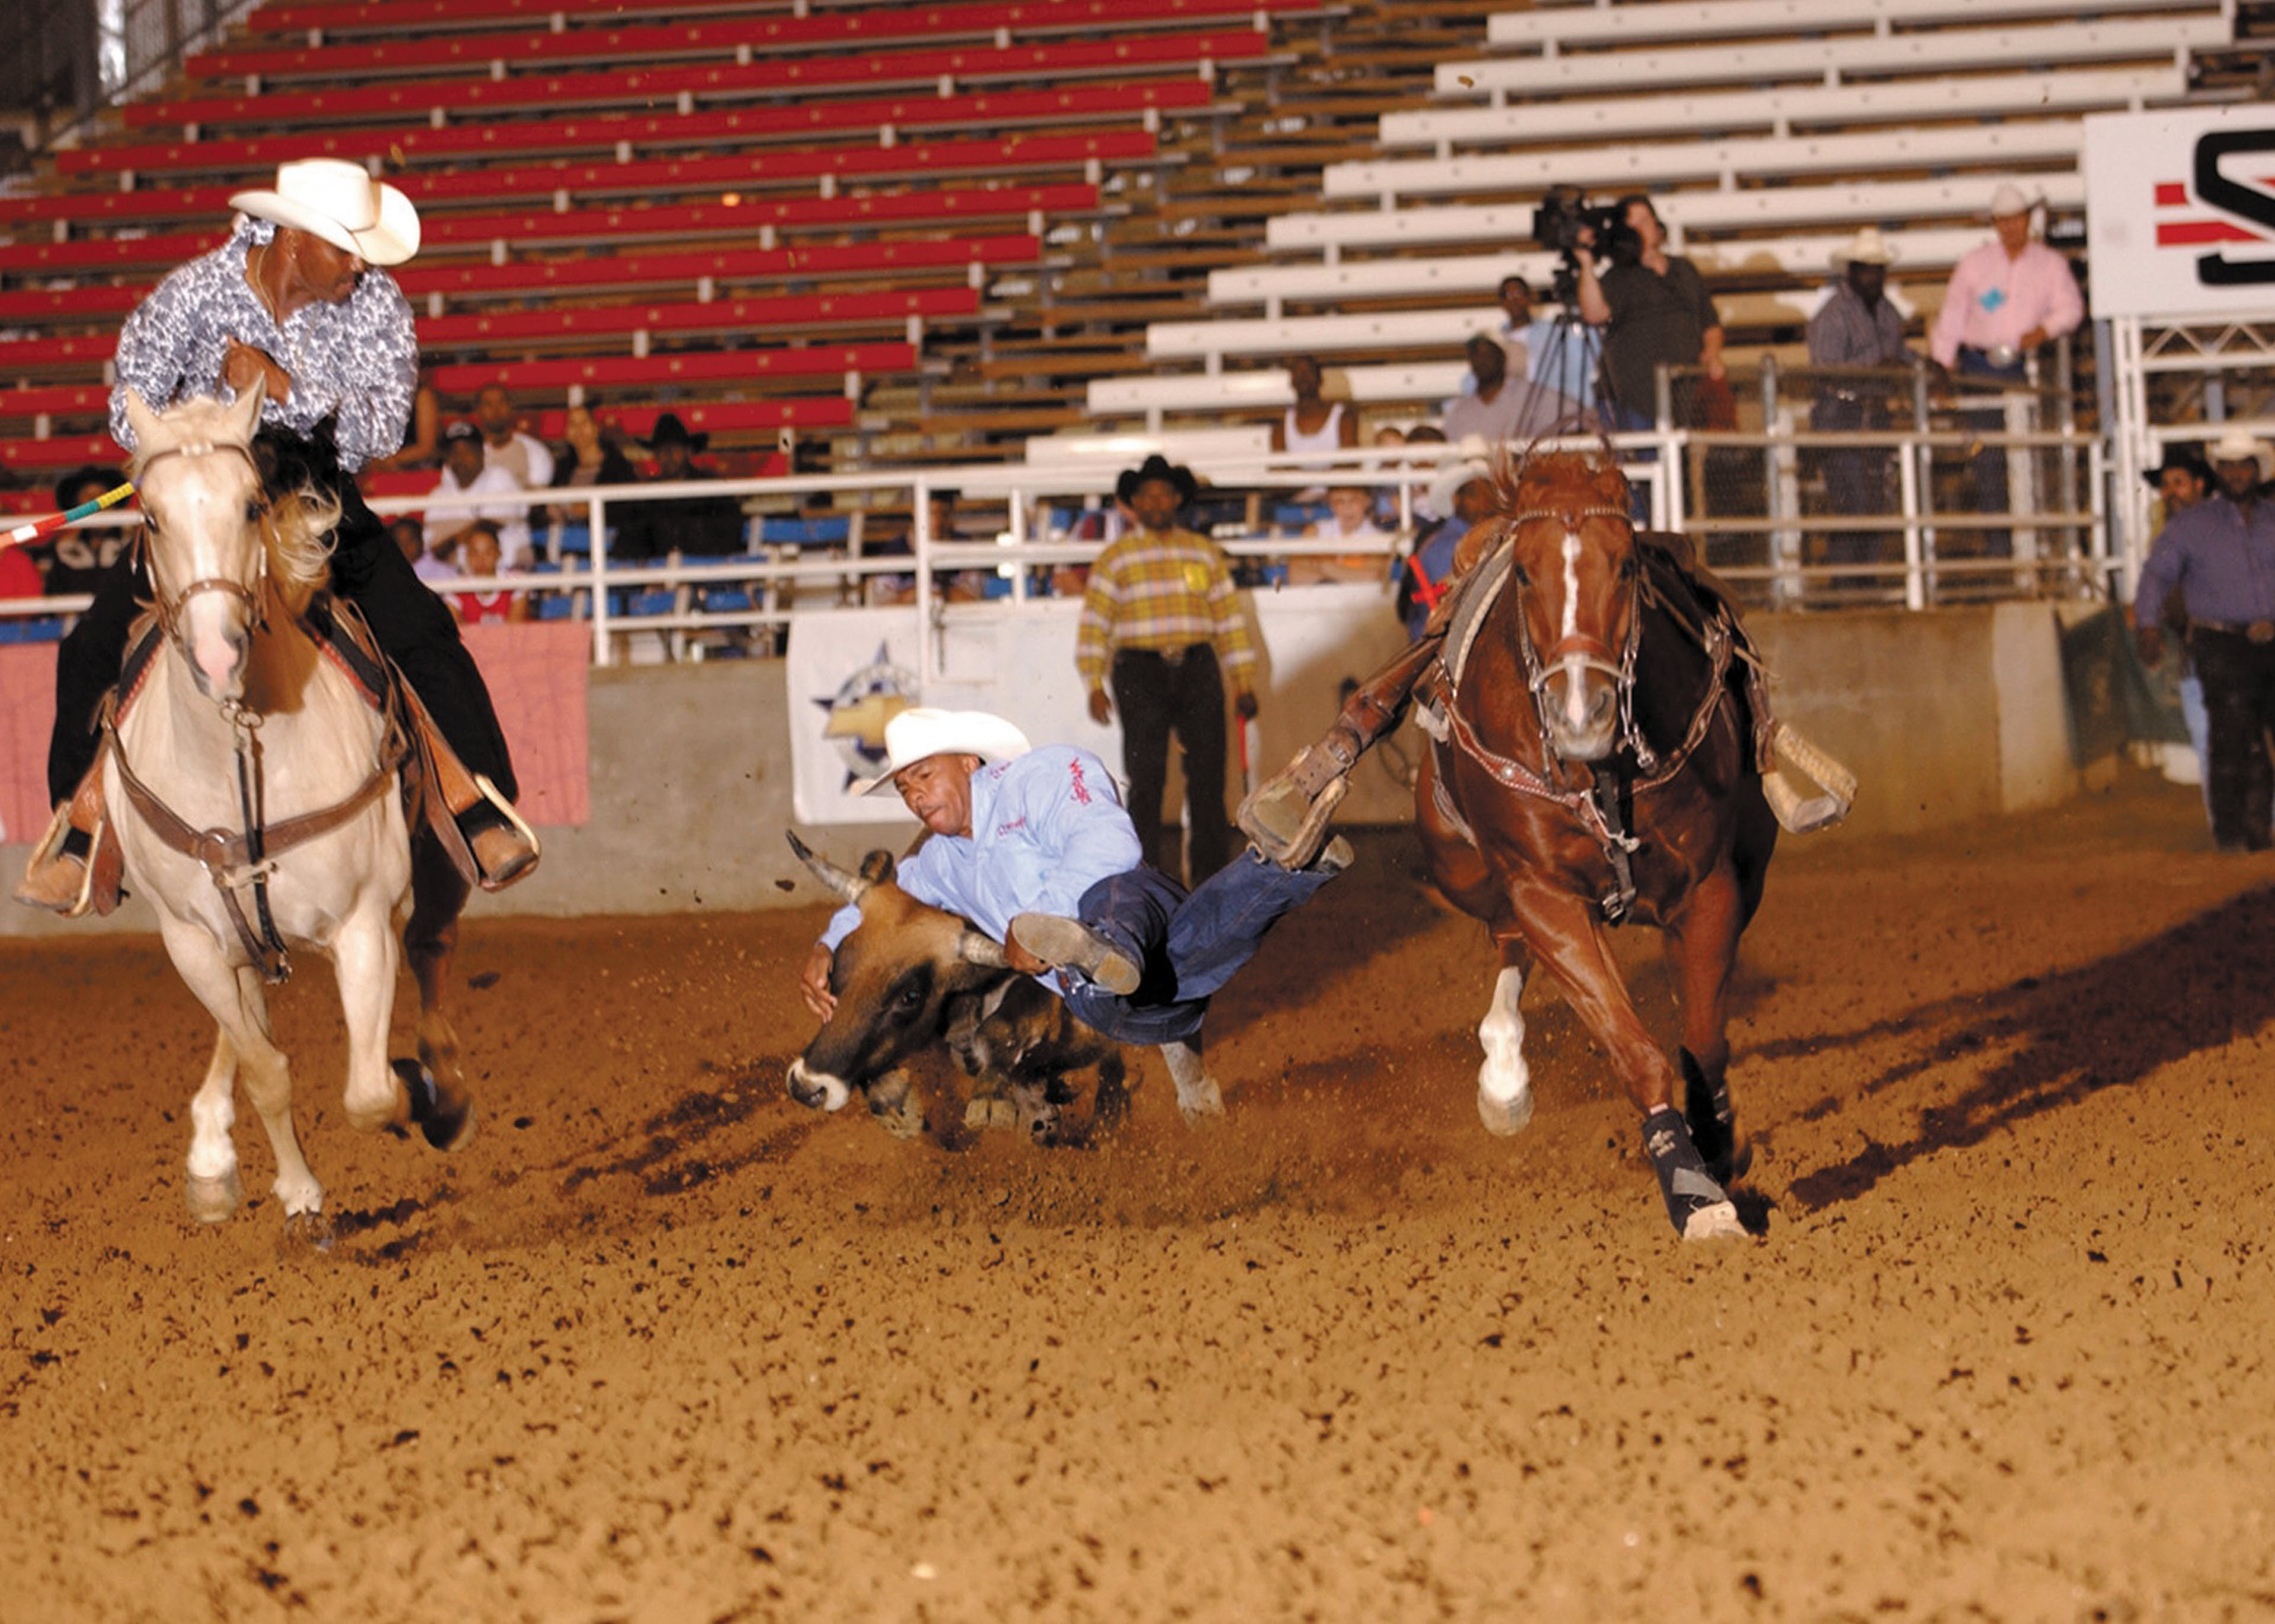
[1416,448,1776,1240]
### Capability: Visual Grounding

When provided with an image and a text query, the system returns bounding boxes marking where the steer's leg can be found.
[1161,1037,1223,1123]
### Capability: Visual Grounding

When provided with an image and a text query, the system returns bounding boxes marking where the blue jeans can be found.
[1058,852,1341,1046]
[1956,347,2027,560]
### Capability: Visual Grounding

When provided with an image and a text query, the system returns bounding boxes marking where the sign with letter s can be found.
[2084,107,2275,320]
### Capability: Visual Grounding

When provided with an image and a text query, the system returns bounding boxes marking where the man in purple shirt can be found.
[1808,227,1911,585]
[1930,185,2085,560]
[2133,430,2275,850]
[798,708,1348,1048]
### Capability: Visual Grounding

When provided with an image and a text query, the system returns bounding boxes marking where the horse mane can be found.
[1488,445,1631,524]
[130,394,339,601]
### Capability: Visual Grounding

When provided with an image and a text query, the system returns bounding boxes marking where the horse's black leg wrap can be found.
[1642,1107,1743,1240]
[1678,1047,1752,1187]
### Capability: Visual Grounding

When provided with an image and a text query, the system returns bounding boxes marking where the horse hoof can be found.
[872,1097,925,1140]
[1476,1085,1533,1137]
[965,1097,1018,1132]
[1175,1077,1225,1124]
[1680,1200,1747,1242]
[281,1209,335,1253]
[184,1169,242,1224]
[395,1058,475,1153]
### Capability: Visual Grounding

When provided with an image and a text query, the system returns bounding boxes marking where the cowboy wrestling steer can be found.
[787,708,1351,1143]
[785,838,1130,1141]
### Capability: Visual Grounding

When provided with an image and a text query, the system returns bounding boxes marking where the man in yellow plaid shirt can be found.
[1077,455,1260,884]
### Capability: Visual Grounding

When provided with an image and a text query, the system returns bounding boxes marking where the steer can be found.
[784,832,1223,1141]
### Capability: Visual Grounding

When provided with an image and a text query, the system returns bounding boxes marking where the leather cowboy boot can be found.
[1237,634,1443,869]
[13,766,108,916]
[398,685,540,892]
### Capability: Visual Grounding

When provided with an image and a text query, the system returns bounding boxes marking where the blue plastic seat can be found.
[0,615,66,644]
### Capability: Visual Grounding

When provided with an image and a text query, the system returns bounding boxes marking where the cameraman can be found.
[1572,194,1725,431]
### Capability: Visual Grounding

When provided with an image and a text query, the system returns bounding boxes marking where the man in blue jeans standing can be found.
[797,709,1348,1049]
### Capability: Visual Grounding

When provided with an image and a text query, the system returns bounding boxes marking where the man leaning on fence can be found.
[2133,429,2275,853]
[1807,227,1912,588]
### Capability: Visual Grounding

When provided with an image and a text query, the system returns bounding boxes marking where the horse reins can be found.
[1443,500,1741,923]
[108,437,399,983]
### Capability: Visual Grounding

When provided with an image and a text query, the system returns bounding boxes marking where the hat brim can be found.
[229,180,419,267]
[850,710,1033,797]
[1428,460,1491,519]
[642,431,711,451]
[1832,245,1898,269]
[2207,440,2275,481]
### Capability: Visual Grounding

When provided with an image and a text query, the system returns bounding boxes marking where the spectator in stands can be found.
[474,383,554,490]
[1573,194,1725,431]
[39,465,129,598]
[427,421,532,567]
[1274,354,1356,500]
[1398,455,1492,643]
[2133,430,2275,852]
[1292,484,1392,585]
[18,158,536,914]
[451,522,527,627]
[1468,276,1603,421]
[613,413,748,560]
[1078,455,1258,885]
[1807,227,1912,588]
[1404,424,1450,525]
[1444,332,1578,447]
[389,515,458,586]
[1929,185,2085,559]
[2131,447,2219,830]
[1,528,41,602]
[369,369,441,473]
[548,399,638,524]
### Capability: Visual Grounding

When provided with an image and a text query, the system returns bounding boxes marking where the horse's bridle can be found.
[1499,501,1654,774]
[134,437,274,655]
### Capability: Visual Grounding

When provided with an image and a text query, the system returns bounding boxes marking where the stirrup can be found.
[1760,723,1857,835]
[465,774,541,891]
[13,801,99,919]
[1237,759,1349,871]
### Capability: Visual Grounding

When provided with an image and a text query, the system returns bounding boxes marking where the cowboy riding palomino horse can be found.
[89,386,480,1238]
[1413,447,1824,1240]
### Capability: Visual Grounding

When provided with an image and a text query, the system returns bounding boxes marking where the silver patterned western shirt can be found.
[109,216,416,472]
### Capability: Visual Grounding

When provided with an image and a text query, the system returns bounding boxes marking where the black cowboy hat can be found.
[2140,449,2212,490]
[640,412,710,452]
[1115,453,1197,506]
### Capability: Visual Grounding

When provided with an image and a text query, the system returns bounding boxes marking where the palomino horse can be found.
[109,386,472,1238]
[1417,447,1777,1241]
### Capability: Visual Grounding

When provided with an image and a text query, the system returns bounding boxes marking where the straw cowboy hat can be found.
[1832,226,1899,269]
[853,708,1034,796]
[1115,454,1199,506]
[2206,426,2275,482]
[229,158,420,267]
[1429,455,1494,519]
[1988,183,2039,221]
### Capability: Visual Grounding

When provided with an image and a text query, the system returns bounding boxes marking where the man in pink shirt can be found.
[1930,184,2084,559]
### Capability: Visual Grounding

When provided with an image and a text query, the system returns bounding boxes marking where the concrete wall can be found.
[0,600,2096,935]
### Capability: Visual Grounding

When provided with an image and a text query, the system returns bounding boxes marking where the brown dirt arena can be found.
[2,769,2271,1622]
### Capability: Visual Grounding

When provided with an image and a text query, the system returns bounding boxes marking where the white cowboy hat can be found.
[1988,183,2037,221]
[1428,456,1493,520]
[230,158,420,267]
[1832,226,1899,269]
[852,707,1033,796]
[2205,426,2275,481]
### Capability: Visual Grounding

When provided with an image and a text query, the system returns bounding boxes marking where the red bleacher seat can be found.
[127,33,1267,130]
[528,399,851,439]
[418,287,979,349]
[200,0,1319,81]
[54,82,1215,177]
[4,133,1145,232]
[1,434,127,472]
[0,386,112,425]
[0,287,143,323]
[427,342,916,396]
[358,450,790,502]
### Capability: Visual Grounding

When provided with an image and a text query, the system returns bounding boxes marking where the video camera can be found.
[1530,186,1625,258]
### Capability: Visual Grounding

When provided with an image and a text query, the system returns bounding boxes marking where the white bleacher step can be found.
[1324,121,2089,206]
[1437,15,2229,99]
[1088,364,1470,416]
[1023,425,1274,466]
[1210,229,1990,309]
[1484,0,2225,52]
[1379,66,2187,151]
[1148,306,1504,361]
[1267,174,2089,255]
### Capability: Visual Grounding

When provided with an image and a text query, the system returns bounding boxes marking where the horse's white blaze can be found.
[183,591,245,697]
[1476,965,1533,1132]
[1559,529,1582,640]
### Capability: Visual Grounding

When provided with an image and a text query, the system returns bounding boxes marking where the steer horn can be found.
[956,930,1010,968]
[786,829,869,904]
